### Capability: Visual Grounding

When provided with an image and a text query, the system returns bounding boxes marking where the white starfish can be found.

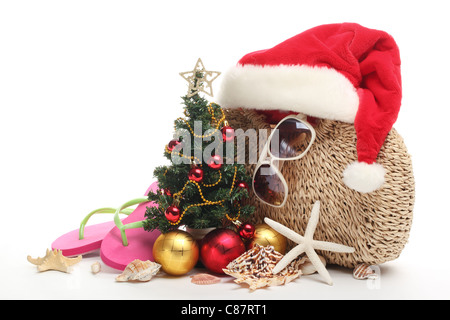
[264,201,355,285]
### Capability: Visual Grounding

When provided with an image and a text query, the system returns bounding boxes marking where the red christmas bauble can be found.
[188,167,204,182]
[236,181,250,193]
[207,155,223,170]
[167,139,182,152]
[239,222,256,240]
[165,205,181,223]
[221,126,235,142]
[200,228,246,274]
[163,188,172,197]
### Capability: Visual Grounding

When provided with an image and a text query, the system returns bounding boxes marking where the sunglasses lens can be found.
[253,164,286,206]
[270,118,313,159]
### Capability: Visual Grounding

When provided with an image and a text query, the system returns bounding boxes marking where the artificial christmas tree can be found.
[144,59,254,234]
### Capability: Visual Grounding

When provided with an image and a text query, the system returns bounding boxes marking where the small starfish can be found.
[264,201,355,285]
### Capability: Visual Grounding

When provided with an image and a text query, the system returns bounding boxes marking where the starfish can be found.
[264,201,355,285]
[179,58,221,97]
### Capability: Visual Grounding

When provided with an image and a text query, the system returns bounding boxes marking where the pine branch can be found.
[145,93,255,233]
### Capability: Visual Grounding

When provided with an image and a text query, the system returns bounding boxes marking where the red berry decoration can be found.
[165,205,181,223]
[188,166,204,183]
[221,125,235,142]
[200,228,246,274]
[162,188,172,197]
[167,139,182,152]
[238,222,256,240]
[236,181,250,193]
[207,155,223,170]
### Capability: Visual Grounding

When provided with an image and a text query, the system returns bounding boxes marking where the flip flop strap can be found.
[114,197,149,246]
[79,207,134,240]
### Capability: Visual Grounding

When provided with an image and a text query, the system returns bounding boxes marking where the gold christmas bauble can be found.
[153,230,199,276]
[248,223,287,254]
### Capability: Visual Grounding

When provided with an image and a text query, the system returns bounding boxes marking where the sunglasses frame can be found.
[252,114,316,208]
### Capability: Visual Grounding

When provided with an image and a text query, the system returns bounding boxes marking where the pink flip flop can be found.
[51,182,158,258]
[52,207,135,257]
[100,182,161,270]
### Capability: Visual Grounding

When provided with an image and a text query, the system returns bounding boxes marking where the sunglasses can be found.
[252,114,316,207]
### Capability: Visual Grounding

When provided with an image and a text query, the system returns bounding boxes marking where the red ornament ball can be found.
[160,188,172,197]
[236,181,250,193]
[188,166,204,183]
[238,222,256,240]
[165,205,181,223]
[207,155,223,170]
[167,139,182,152]
[221,126,235,142]
[200,228,246,274]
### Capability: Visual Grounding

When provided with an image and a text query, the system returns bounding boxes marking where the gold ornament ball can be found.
[153,230,199,276]
[248,223,287,254]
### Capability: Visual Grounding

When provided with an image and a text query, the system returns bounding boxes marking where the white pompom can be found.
[342,161,386,193]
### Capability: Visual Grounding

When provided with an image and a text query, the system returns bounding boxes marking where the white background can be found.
[1,0,449,300]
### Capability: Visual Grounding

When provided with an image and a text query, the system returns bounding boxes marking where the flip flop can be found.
[51,207,135,257]
[100,182,161,270]
[51,183,156,257]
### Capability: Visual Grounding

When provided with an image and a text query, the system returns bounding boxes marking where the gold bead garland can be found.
[175,103,226,139]
[163,103,240,226]
[164,165,239,226]
[225,166,241,221]
[226,202,241,222]
[202,170,222,187]
[207,103,225,128]
[165,146,202,166]
[167,179,227,226]
[229,165,237,196]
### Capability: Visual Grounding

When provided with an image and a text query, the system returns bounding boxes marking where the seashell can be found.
[91,261,101,274]
[115,259,161,282]
[353,263,378,280]
[190,273,221,285]
[222,244,305,291]
[27,249,82,273]
[300,255,326,276]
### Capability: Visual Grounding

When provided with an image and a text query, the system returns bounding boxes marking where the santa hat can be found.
[217,23,402,193]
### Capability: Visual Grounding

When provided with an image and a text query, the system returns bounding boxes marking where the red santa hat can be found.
[217,23,402,193]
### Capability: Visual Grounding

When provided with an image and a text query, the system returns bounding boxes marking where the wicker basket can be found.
[226,108,415,268]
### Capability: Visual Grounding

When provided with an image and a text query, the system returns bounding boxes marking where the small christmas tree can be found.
[144,59,254,234]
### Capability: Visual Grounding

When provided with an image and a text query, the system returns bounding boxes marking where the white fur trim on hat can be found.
[217,64,360,123]
[342,161,386,193]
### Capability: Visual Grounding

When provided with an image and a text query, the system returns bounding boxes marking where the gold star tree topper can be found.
[180,58,221,97]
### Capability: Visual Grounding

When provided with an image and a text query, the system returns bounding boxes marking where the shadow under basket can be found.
[225,108,415,269]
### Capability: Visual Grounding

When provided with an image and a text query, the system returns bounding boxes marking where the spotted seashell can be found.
[353,263,378,280]
[115,259,161,282]
[190,273,221,285]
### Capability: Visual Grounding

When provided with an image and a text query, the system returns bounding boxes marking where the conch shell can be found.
[223,244,305,291]
[115,259,161,282]
[27,249,82,273]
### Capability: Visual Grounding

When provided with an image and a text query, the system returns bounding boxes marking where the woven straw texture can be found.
[225,108,415,268]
